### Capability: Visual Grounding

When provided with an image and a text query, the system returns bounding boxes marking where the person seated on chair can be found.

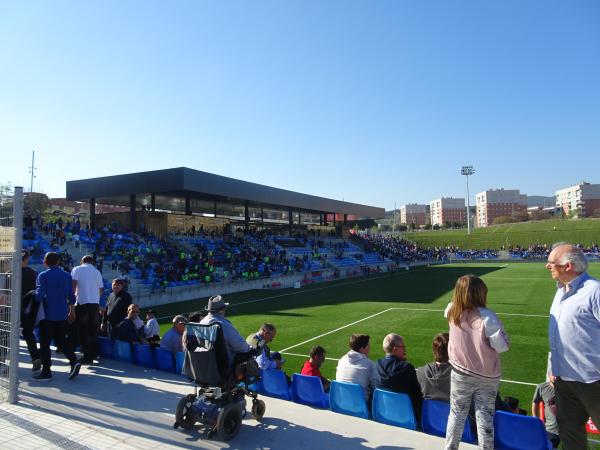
[504,396,527,415]
[160,315,188,354]
[144,309,161,347]
[247,323,290,383]
[335,334,380,404]
[376,333,423,425]
[301,345,331,392]
[113,304,146,343]
[532,379,560,449]
[416,332,452,402]
[200,295,252,366]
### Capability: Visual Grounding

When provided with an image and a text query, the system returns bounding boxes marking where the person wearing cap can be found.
[200,295,251,365]
[144,310,161,347]
[160,315,188,354]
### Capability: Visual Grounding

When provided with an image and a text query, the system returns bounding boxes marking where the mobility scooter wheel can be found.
[216,403,243,441]
[251,399,266,420]
[174,394,197,430]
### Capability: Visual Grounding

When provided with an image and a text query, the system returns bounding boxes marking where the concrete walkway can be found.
[0,345,477,449]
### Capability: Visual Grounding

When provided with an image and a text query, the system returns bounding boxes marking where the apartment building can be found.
[430,197,466,227]
[400,203,429,226]
[475,189,527,227]
[555,182,600,217]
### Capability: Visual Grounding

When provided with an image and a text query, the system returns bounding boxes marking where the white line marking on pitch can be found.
[279,308,396,353]
[280,351,538,386]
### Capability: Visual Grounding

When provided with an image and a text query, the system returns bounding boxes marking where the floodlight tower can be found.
[461,165,475,235]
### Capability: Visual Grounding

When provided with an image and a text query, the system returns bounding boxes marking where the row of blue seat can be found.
[257,370,551,450]
[98,337,185,374]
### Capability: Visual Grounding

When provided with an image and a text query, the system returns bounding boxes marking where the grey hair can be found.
[553,243,588,273]
[260,323,276,334]
[383,333,403,354]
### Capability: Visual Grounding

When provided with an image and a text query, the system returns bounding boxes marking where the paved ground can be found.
[0,344,475,449]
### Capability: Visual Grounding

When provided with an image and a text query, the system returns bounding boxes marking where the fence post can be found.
[8,187,23,403]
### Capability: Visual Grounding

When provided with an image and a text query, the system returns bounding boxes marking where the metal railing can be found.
[0,186,23,403]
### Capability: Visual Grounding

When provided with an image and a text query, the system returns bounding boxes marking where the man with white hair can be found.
[546,243,600,449]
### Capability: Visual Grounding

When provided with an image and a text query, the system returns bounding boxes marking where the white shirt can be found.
[71,263,103,305]
[145,318,160,338]
[335,350,380,401]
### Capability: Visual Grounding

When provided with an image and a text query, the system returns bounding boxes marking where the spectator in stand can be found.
[102,278,132,338]
[144,310,160,346]
[21,250,41,371]
[416,332,452,402]
[34,252,81,381]
[546,243,600,449]
[113,304,146,343]
[335,334,380,404]
[71,255,104,364]
[376,333,423,424]
[246,323,283,370]
[444,274,510,450]
[301,345,330,392]
[188,310,207,323]
[532,380,560,449]
[160,315,188,354]
[504,396,526,415]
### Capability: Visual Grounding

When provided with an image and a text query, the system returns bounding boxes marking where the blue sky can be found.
[1,1,599,210]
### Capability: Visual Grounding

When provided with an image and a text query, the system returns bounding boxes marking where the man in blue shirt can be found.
[35,252,81,381]
[160,315,187,354]
[547,243,600,449]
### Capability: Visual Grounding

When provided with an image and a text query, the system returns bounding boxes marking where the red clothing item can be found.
[301,360,324,381]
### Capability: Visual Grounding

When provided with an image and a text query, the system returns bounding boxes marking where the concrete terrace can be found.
[0,343,475,450]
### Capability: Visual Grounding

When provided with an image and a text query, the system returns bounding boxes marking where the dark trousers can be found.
[555,377,600,450]
[21,323,39,361]
[40,319,76,373]
[76,303,100,360]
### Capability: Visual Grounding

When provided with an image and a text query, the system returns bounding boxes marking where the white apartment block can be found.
[400,203,428,226]
[430,197,466,226]
[476,189,527,227]
[555,182,600,217]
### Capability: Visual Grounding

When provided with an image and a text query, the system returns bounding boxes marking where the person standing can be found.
[546,243,600,450]
[21,251,41,371]
[35,252,81,380]
[71,255,104,364]
[102,278,132,338]
[444,275,510,450]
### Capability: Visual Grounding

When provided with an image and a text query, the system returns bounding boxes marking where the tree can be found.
[433,224,440,230]
[443,221,452,229]
[424,224,432,230]
[511,210,529,223]
[24,192,50,218]
[530,209,551,221]
[398,224,408,232]
[493,216,513,225]
[592,208,600,218]
[409,222,416,231]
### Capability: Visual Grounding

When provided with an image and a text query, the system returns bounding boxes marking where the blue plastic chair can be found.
[494,410,552,450]
[291,373,329,408]
[372,389,417,430]
[175,351,185,375]
[421,399,476,443]
[113,340,133,363]
[329,380,369,419]
[261,369,292,400]
[154,347,176,372]
[133,343,153,367]
[98,337,113,358]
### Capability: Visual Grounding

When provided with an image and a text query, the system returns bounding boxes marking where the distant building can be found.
[526,195,555,208]
[555,182,600,217]
[475,189,527,227]
[400,203,429,226]
[430,197,466,227]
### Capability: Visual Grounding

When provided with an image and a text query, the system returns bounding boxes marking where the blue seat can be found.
[133,343,153,367]
[421,399,476,443]
[113,340,133,363]
[372,389,417,430]
[329,380,369,419]
[175,351,185,375]
[291,373,329,408]
[494,410,552,450]
[98,337,113,358]
[261,369,292,400]
[154,347,176,372]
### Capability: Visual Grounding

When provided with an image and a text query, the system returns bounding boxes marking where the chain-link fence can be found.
[0,186,23,403]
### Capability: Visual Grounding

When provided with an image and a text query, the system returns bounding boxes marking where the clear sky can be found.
[1,1,599,210]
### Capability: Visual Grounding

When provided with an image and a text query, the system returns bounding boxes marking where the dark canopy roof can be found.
[66,167,385,218]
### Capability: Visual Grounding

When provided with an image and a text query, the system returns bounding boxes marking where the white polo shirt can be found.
[71,263,103,305]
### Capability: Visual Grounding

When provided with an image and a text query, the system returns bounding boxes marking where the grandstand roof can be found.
[66,167,385,218]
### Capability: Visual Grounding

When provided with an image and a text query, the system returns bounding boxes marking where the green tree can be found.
[24,192,50,218]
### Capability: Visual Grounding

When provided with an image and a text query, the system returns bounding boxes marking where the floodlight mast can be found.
[461,166,475,235]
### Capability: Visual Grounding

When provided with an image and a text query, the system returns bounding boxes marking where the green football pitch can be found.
[156,262,600,408]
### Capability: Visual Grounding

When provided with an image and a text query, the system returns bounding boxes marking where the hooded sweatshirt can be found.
[335,350,380,401]
[416,362,452,402]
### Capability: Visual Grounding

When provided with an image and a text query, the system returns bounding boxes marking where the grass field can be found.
[154,262,600,415]
[403,218,600,249]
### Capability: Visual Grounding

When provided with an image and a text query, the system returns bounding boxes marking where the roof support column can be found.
[185,194,192,215]
[244,201,249,232]
[89,198,96,230]
[213,200,217,217]
[150,193,155,211]
[261,207,264,225]
[129,194,136,232]
[319,213,323,226]
[344,214,347,225]
[288,208,293,235]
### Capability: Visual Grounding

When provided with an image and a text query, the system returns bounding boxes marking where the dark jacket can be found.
[105,290,132,328]
[416,362,452,402]
[377,355,423,424]
[113,318,142,343]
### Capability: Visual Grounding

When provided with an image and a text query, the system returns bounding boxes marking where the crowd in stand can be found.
[350,233,449,262]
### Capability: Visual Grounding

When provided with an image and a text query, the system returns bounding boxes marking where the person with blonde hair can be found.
[444,274,510,450]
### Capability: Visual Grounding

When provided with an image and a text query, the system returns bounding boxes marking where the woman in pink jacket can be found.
[444,275,510,450]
